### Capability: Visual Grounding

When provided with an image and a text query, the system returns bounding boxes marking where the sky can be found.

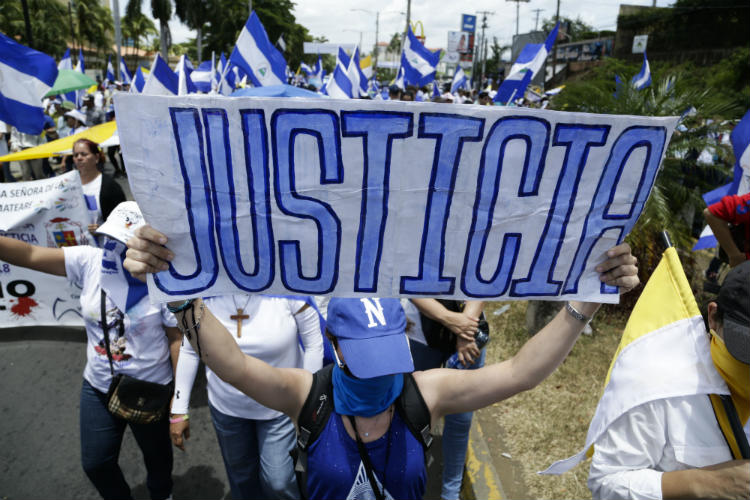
[151,0,672,56]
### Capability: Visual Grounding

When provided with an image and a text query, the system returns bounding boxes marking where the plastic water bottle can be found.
[445,329,490,369]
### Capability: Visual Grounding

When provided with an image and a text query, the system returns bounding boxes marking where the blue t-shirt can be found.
[307,409,426,500]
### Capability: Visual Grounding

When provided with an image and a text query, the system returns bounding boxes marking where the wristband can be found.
[565,302,592,324]
[167,299,195,314]
[169,414,189,424]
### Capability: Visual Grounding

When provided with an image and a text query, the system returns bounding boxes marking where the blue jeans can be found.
[209,403,300,500]
[408,340,486,500]
[80,379,173,500]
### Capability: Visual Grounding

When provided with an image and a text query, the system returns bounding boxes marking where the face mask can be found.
[332,363,404,418]
[710,330,750,425]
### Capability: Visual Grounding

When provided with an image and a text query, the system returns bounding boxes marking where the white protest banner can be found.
[0,171,91,327]
[114,95,677,303]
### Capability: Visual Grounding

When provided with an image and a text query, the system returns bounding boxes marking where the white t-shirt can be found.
[172,295,323,420]
[81,173,103,224]
[63,245,177,393]
[588,394,740,500]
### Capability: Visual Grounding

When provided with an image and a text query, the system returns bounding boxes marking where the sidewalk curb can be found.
[462,419,506,500]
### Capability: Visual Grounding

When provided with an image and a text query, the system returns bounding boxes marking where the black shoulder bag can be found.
[101,290,173,424]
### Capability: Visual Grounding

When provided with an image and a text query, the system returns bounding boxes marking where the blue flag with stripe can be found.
[142,54,178,95]
[631,52,651,90]
[0,33,58,134]
[119,57,132,84]
[400,26,440,87]
[230,11,288,87]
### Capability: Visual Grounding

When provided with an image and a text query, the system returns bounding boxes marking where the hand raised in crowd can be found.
[124,225,173,281]
[169,416,190,452]
[594,243,639,294]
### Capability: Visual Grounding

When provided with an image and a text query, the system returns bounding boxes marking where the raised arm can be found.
[125,226,312,422]
[0,235,66,277]
[416,243,638,421]
[704,208,746,267]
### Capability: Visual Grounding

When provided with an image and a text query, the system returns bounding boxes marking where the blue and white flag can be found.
[337,47,351,73]
[451,66,468,94]
[216,53,233,95]
[119,57,132,84]
[174,55,197,95]
[494,23,559,105]
[393,61,406,90]
[75,48,87,107]
[130,66,147,93]
[308,55,325,89]
[105,55,116,85]
[57,48,76,102]
[347,47,368,97]
[631,52,651,90]
[230,11,288,87]
[400,26,440,87]
[326,56,354,99]
[0,33,58,134]
[142,54,178,95]
[191,60,214,93]
[432,80,441,99]
[730,109,750,195]
[300,62,314,75]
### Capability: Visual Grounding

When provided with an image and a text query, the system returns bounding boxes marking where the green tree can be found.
[74,0,113,58]
[174,0,208,61]
[0,0,69,57]
[552,58,741,283]
[126,0,172,59]
[541,16,598,42]
[122,10,157,67]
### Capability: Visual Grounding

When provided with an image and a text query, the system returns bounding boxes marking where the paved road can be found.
[0,326,445,499]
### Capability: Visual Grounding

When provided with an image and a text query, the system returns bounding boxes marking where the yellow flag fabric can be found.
[0,121,117,162]
[360,55,373,79]
[541,247,729,474]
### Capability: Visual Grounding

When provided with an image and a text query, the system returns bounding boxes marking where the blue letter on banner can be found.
[342,111,413,292]
[155,108,219,295]
[462,116,550,297]
[272,109,343,294]
[400,113,484,295]
[563,125,667,295]
[204,109,275,292]
[512,124,610,296]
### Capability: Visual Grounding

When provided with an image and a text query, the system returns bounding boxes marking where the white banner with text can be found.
[114,95,677,303]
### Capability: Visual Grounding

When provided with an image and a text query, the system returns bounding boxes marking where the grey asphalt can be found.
[0,326,445,499]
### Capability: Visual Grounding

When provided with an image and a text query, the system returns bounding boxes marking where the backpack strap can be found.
[293,363,335,500]
[708,393,750,459]
[396,372,433,450]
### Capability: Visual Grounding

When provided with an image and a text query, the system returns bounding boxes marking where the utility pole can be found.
[112,0,122,80]
[476,10,493,91]
[505,0,530,37]
[532,8,544,30]
[552,0,560,78]
[374,12,380,71]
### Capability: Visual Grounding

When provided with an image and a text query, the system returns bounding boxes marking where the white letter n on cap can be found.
[360,298,386,328]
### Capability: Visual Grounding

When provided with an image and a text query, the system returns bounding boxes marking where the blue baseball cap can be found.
[326,297,413,378]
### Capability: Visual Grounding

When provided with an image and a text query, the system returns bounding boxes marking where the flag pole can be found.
[661,231,673,249]
[112,0,123,81]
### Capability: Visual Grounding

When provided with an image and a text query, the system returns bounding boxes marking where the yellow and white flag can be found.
[541,247,729,474]
[360,55,373,80]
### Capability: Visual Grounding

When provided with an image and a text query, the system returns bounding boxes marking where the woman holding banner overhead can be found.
[169,294,323,500]
[0,204,180,500]
[124,225,640,500]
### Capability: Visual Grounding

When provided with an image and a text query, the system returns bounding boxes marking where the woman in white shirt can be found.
[0,211,180,500]
[169,295,323,500]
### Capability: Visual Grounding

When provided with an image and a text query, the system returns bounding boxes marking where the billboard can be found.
[461,14,477,33]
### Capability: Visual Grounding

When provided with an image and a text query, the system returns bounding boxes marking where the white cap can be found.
[64,109,86,125]
[95,201,145,244]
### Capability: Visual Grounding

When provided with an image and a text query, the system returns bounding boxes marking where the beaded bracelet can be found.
[167,299,195,314]
[169,414,189,424]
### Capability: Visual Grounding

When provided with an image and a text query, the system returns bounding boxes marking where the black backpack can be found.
[292,364,433,499]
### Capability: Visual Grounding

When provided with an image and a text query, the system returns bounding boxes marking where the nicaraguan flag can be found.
[541,247,729,475]
[451,66,468,94]
[393,61,406,90]
[216,53,234,95]
[105,56,116,85]
[130,66,148,93]
[730,109,750,195]
[494,23,559,105]
[337,47,350,73]
[230,11,288,87]
[175,55,197,95]
[191,60,214,93]
[142,54,178,95]
[432,80,440,99]
[326,57,354,99]
[57,48,76,103]
[347,47,368,97]
[300,62,314,75]
[631,51,651,90]
[119,57,132,84]
[0,32,58,134]
[75,48,86,107]
[400,26,440,87]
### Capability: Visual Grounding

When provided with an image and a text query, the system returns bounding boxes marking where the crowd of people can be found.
[1,72,748,500]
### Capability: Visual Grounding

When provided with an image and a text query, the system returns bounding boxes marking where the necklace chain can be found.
[231,294,253,314]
